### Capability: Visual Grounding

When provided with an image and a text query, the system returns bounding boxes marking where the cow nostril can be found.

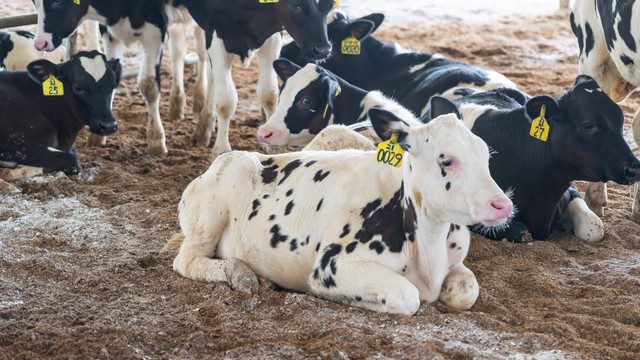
[490,201,504,210]
[625,166,638,178]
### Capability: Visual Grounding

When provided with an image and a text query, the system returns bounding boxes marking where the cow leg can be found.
[439,227,478,310]
[631,107,640,222]
[556,186,605,242]
[139,27,168,156]
[584,182,607,217]
[193,26,207,115]
[20,145,82,175]
[0,179,20,194]
[86,31,125,147]
[309,255,421,315]
[256,33,282,122]
[559,0,569,8]
[168,24,187,122]
[0,165,43,181]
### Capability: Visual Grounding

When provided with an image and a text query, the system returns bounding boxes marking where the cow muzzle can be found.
[474,197,514,227]
[623,162,640,184]
[34,33,55,52]
[90,119,118,136]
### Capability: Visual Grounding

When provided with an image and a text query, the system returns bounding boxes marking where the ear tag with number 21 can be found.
[376,132,404,168]
[43,74,64,97]
[529,104,550,141]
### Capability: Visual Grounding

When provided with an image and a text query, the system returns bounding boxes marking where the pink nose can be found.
[34,39,53,52]
[490,198,513,220]
[258,127,274,145]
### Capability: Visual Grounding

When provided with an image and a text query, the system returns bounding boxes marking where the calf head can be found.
[281,10,384,65]
[537,75,640,184]
[27,50,122,136]
[259,59,340,147]
[275,0,334,60]
[370,97,513,227]
[32,0,89,51]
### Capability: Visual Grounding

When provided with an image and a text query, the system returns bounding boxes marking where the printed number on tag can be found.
[341,36,360,55]
[376,132,404,168]
[73,0,80,4]
[259,0,279,3]
[333,0,339,8]
[43,75,64,97]
[529,104,549,141]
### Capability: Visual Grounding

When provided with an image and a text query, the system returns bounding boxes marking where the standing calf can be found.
[0,51,121,175]
[172,98,513,314]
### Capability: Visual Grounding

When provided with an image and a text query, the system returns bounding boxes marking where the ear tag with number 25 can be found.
[529,104,550,141]
[43,74,64,97]
[376,132,404,168]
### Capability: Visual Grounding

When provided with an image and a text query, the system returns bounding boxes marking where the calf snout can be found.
[311,44,332,59]
[624,162,640,184]
[34,34,54,52]
[90,119,118,136]
[474,196,513,227]
[257,127,275,145]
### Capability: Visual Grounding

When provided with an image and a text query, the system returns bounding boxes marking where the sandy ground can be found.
[2,1,640,359]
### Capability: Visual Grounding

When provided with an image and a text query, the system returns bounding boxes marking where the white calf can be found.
[172,99,513,314]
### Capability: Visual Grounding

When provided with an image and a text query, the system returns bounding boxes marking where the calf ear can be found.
[107,58,122,85]
[430,96,461,120]
[369,107,412,151]
[273,58,303,82]
[358,13,385,34]
[348,19,376,41]
[525,96,560,121]
[322,76,341,110]
[574,74,595,86]
[27,59,60,84]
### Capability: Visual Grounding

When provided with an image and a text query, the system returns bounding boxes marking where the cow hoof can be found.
[192,132,211,148]
[224,259,259,294]
[193,100,204,116]
[0,179,21,194]
[63,167,82,176]
[439,264,479,310]
[148,144,168,157]
[86,134,107,147]
[169,107,185,122]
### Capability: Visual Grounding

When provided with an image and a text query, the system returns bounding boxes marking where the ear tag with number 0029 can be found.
[376,132,404,168]
[333,0,339,8]
[341,33,360,55]
[529,104,549,141]
[43,74,64,96]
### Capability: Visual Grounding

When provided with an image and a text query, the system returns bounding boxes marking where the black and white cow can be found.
[258,60,421,147]
[571,0,640,220]
[0,30,66,71]
[172,0,335,159]
[0,51,122,175]
[171,98,513,314]
[280,10,517,118]
[421,76,640,242]
[32,0,206,155]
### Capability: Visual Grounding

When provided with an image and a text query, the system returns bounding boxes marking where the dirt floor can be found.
[2,3,640,360]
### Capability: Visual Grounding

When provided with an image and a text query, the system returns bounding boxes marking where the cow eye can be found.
[441,159,452,167]
[52,0,62,5]
[72,84,85,94]
[581,122,594,131]
[301,97,312,106]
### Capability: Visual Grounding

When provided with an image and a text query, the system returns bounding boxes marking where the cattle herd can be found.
[0,0,639,315]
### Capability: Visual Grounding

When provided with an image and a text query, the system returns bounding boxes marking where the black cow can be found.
[422,76,640,242]
[0,30,66,71]
[280,11,517,118]
[0,51,122,175]
[571,0,640,220]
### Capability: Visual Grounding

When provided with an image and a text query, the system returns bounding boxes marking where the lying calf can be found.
[0,50,121,175]
[172,98,512,314]
[0,30,66,71]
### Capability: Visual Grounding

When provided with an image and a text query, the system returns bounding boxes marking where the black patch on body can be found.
[278,159,302,185]
[346,241,357,253]
[339,224,351,238]
[449,242,457,249]
[313,169,331,182]
[248,199,261,220]
[446,182,451,191]
[290,239,298,252]
[261,164,279,184]
[621,54,634,66]
[269,214,276,221]
[270,224,289,248]
[354,184,413,253]
[305,160,317,167]
[285,201,295,215]
[315,243,321,252]
[369,241,384,254]
[320,244,342,271]
[286,189,293,197]
[584,22,595,56]
[316,199,324,211]
[323,277,336,288]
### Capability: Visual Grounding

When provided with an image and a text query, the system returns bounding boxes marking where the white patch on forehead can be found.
[458,103,497,130]
[79,55,107,81]
[360,91,422,127]
[327,9,345,24]
[409,54,442,74]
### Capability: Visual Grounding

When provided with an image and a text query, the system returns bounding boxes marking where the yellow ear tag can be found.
[376,132,404,168]
[333,0,339,8]
[341,33,360,55]
[322,87,341,119]
[73,0,80,4]
[43,74,64,96]
[259,0,279,3]
[529,104,550,141]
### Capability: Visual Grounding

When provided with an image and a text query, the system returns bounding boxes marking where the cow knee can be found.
[567,197,605,242]
[224,258,259,294]
[385,287,421,315]
[439,264,479,310]
[138,76,159,102]
[0,179,21,194]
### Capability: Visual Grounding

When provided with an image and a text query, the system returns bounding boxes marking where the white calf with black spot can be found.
[172,100,512,314]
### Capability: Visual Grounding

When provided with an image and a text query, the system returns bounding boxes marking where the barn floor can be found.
[2,3,640,359]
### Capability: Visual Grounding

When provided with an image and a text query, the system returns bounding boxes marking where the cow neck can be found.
[400,156,450,296]
[330,77,368,125]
